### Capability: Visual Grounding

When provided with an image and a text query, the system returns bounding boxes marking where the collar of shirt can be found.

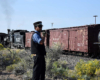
[35,30,41,36]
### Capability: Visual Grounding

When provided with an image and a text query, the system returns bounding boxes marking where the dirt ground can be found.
[0,70,52,80]
[0,70,23,80]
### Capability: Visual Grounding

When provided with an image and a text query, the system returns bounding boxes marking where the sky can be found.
[0,0,100,33]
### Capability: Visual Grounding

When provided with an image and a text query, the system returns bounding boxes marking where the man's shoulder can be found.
[33,32,38,37]
[33,32,41,38]
[33,31,39,35]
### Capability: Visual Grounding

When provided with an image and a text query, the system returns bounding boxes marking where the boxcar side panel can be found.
[49,30,62,48]
[61,29,69,50]
[75,27,88,52]
[69,30,77,51]
[25,32,33,47]
[68,27,88,53]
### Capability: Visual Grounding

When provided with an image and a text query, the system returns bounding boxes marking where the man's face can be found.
[35,25,42,32]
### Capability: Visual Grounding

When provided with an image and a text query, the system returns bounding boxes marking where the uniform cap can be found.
[33,21,43,27]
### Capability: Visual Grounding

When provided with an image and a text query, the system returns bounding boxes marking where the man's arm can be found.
[39,36,45,45]
[33,33,45,45]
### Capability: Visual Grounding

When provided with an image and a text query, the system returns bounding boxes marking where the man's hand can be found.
[42,32,46,37]
[40,32,46,45]
[40,37,45,45]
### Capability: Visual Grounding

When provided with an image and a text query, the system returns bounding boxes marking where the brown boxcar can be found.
[25,32,34,49]
[47,24,100,56]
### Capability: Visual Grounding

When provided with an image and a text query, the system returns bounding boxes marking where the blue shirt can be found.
[33,30,42,44]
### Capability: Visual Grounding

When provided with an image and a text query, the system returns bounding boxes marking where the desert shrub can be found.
[18,49,30,58]
[23,69,33,80]
[12,57,21,64]
[0,43,4,50]
[45,43,63,78]
[0,49,21,68]
[13,59,28,75]
[6,64,17,72]
[15,49,20,54]
[58,60,67,69]
[23,56,34,69]
[3,57,13,66]
[6,50,21,64]
[95,68,100,76]
[68,70,77,79]
[6,65,12,72]
[45,42,63,60]
[75,59,100,79]
[51,61,68,78]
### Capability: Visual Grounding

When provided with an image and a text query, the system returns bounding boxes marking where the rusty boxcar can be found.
[25,31,34,49]
[47,24,100,57]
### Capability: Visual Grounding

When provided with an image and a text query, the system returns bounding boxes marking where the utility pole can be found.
[51,23,53,28]
[93,15,98,24]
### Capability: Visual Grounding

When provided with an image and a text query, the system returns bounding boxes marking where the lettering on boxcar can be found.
[27,39,30,43]
[77,43,84,46]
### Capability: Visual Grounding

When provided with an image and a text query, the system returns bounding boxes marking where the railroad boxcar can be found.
[47,24,100,57]
[25,31,34,50]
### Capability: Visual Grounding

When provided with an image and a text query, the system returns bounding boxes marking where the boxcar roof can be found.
[44,24,100,31]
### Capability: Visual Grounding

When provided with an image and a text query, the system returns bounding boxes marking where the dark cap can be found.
[33,21,43,27]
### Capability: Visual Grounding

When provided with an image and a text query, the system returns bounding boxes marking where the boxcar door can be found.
[61,30,69,50]
[49,30,62,48]
[76,28,88,53]
[69,30,77,51]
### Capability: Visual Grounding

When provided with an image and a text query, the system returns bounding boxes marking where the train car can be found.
[48,28,70,50]
[0,33,8,47]
[47,24,100,57]
[25,31,34,50]
[6,29,29,48]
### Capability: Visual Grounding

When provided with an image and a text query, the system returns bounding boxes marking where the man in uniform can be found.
[31,21,46,80]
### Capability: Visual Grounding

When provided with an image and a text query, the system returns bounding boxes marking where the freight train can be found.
[25,24,100,58]
[1,24,100,58]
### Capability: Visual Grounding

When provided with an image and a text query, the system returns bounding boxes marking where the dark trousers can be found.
[32,56,46,80]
